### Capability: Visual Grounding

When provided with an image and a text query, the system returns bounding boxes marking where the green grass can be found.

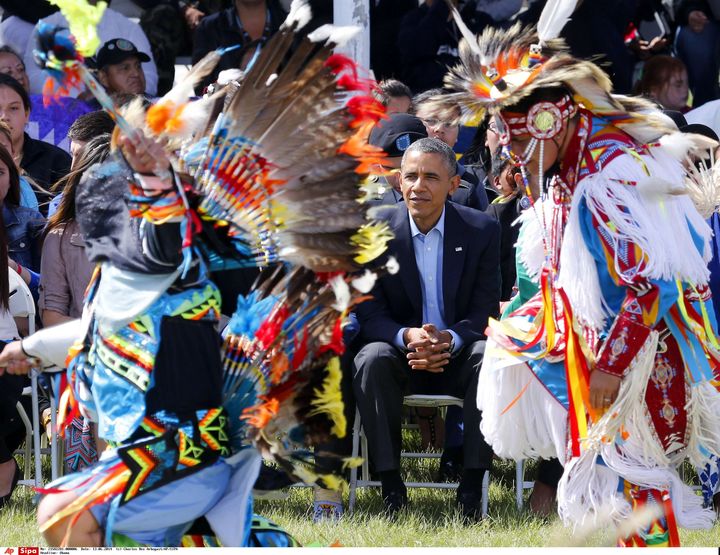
[3,441,720,547]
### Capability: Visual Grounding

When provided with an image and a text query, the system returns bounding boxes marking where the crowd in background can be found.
[0,0,719,520]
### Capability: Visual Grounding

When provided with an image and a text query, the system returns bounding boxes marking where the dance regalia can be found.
[22,1,393,546]
[426,5,720,546]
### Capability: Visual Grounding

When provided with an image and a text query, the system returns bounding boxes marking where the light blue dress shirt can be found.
[394,208,463,353]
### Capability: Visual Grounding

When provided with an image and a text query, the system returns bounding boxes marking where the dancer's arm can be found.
[0,318,85,374]
[580,198,677,410]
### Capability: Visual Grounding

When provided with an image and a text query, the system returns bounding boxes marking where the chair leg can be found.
[15,401,32,480]
[348,407,362,515]
[516,459,524,510]
[50,392,59,481]
[481,470,490,517]
[30,372,43,488]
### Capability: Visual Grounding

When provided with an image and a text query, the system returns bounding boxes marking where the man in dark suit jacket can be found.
[354,137,501,520]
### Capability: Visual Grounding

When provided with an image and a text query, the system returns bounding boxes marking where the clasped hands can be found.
[403,323,453,373]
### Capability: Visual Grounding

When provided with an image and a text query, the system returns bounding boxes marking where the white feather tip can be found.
[386,256,399,275]
[282,0,312,31]
[351,270,377,294]
[330,275,351,313]
[537,0,578,43]
[307,24,360,47]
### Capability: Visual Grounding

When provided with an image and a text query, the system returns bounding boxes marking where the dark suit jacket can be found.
[356,201,501,346]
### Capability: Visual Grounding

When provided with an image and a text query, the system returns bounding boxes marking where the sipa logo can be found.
[18,548,38,555]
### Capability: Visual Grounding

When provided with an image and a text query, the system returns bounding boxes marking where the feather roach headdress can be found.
[427,0,675,146]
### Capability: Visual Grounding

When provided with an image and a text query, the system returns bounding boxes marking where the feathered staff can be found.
[33,20,133,132]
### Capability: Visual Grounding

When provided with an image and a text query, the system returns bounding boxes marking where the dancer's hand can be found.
[0,340,36,375]
[589,369,621,412]
[118,130,171,177]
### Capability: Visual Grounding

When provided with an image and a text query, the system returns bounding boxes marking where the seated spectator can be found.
[191,0,287,94]
[0,221,27,510]
[414,88,489,210]
[372,79,413,115]
[353,137,500,520]
[94,38,151,96]
[675,0,720,107]
[0,121,38,210]
[365,113,426,207]
[636,54,690,112]
[45,110,114,218]
[0,75,69,213]
[40,135,110,473]
[40,134,109,327]
[0,144,43,282]
[366,113,487,211]
[23,0,158,96]
[484,150,525,302]
[0,46,93,153]
[68,110,115,161]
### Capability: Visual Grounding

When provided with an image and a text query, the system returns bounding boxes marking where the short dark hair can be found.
[490,148,512,178]
[402,137,458,177]
[0,74,30,112]
[67,110,115,143]
[372,79,412,106]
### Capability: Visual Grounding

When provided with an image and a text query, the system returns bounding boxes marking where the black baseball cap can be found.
[95,38,150,70]
[369,113,428,158]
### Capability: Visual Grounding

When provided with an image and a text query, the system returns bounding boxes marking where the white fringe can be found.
[585,332,662,466]
[515,201,548,282]
[558,450,632,529]
[559,151,712,329]
[558,183,609,330]
[599,438,713,530]
[477,341,568,462]
[686,381,720,469]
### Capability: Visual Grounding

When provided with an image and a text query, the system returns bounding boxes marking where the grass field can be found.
[3,438,720,547]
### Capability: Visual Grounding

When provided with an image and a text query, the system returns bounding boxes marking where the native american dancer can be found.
[426,0,720,546]
[0,0,394,547]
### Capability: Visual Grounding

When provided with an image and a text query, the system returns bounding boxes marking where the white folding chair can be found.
[8,268,60,487]
[348,394,490,516]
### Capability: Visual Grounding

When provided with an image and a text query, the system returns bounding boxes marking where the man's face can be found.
[386,95,411,114]
[400,150,460,225]
[422,117,459,148]
[508,134,559,199]
[486,117,500,154]
[98,57,146,95]
[0,52,28,92]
